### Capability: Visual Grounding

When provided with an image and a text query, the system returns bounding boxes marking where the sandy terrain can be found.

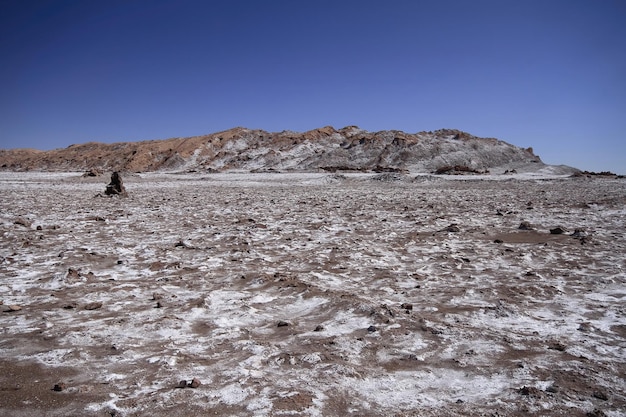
[1,172,624,416]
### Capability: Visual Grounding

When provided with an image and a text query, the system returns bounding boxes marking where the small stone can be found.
[53,382,66,392]
[176,380,187,389]
[443,224,460,232]
[66,268,81,280]
[155,301,163,308]
[400,303,413,311]
[548,341,566,351]
[82,169,101,177]
[367,325,378,333]
[189,378,201,388]
[519,385,541,396]
[314,325,324,332]
[277,320,289,327]
[13,217,31,228]
[518,221,533,230]
[5,305,22,312]
[62,303,77,309]
[545,385,559,393]
[84,302,103,310]
[116,260,124,265]
[36,225,43,230]
[550,227,565,234]
[592,391,609,401]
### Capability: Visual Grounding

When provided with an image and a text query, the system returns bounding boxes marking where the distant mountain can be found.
[0,126,573,174]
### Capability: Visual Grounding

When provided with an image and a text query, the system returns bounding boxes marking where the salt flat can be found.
[1,172,625,416]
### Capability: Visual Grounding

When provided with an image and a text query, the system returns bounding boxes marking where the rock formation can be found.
[0,126,577,174]
[104,172,128,196]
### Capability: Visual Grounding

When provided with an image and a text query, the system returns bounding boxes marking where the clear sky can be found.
[1,0,625,173]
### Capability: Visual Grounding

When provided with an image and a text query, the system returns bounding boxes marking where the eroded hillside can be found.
[0,126,545,173]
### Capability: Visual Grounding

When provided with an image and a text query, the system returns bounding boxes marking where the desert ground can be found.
[1,171,625,417]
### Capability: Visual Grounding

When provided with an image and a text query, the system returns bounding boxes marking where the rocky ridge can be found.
[0,126,555,174]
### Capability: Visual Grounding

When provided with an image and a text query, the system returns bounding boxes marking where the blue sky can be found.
[1,0,625,173]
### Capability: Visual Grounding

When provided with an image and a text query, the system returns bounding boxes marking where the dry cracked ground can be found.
[0,172,625,417]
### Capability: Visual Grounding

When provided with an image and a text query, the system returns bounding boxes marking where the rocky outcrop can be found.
[0,126,549,173]
[104,172,128,196]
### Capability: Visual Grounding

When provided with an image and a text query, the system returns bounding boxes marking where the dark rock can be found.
[277,320,289,327]
[314,325,324,332]
[518,221,533,230]
[550,227,565,234]
[545,385,559,393]
[592,391,609,401]
[104,172,128,196]
[442,224,460,232]
[53,382,66,392]
[519,385,541,396]
[62,302,77,309]
[189,378,201,388]
[367,325,378,332]
[155,301,163,308]
[176,380,187,389]
[494,239,504,243]
[400,303,413,311]
[84,302,103,310]
[36,225,43,230]
[548,341,566,351]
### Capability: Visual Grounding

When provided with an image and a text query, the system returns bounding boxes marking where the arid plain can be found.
[1,171,625,416]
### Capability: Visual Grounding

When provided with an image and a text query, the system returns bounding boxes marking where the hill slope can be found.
[0,126,552,173]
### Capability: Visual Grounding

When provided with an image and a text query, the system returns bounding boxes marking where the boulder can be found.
[104,172,128,196]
